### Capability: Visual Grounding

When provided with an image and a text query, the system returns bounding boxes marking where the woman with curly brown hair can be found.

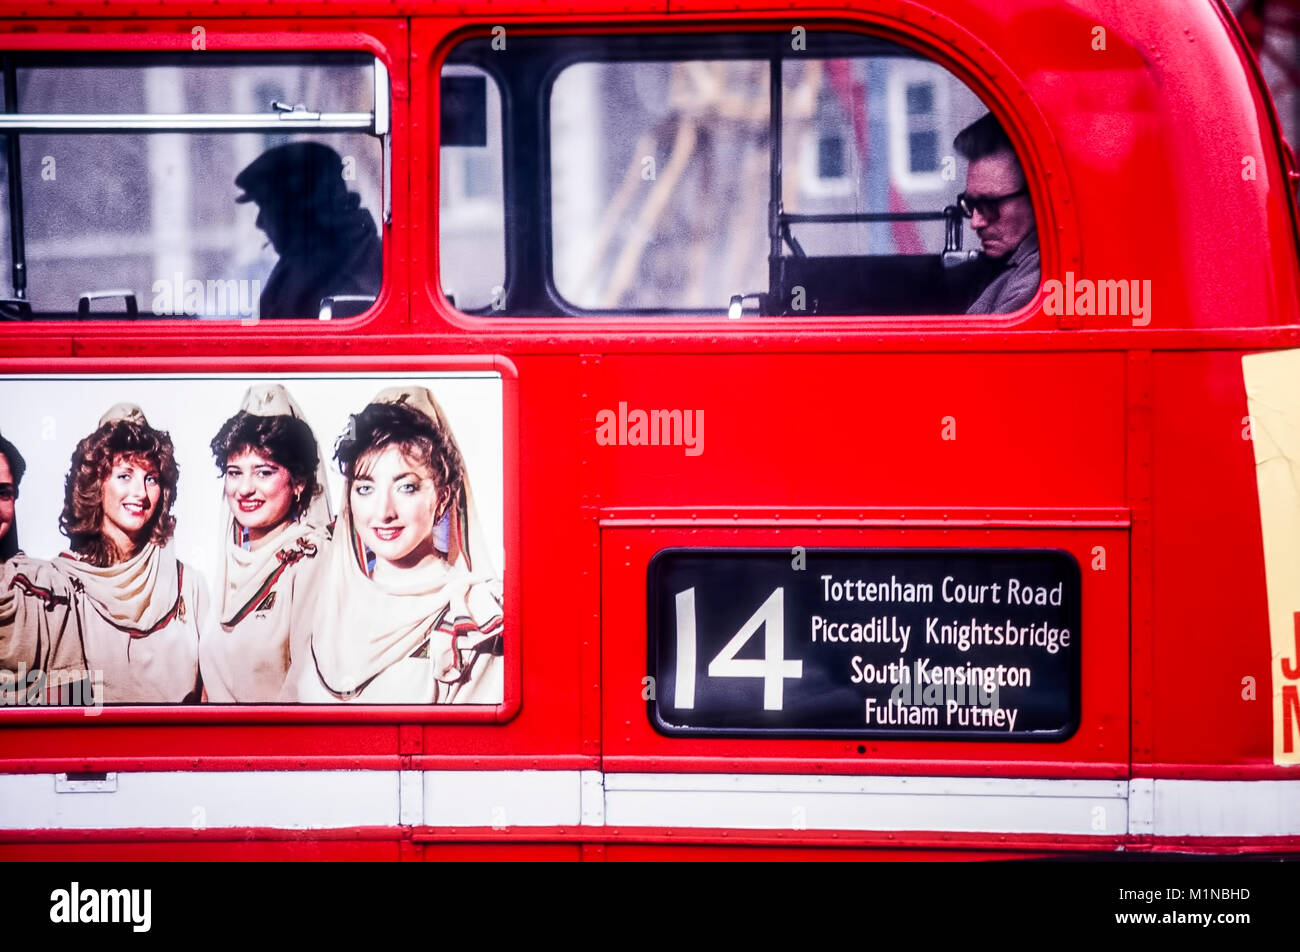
[200,384,331,702]
[288,386,503,704]
[53,404,207,704]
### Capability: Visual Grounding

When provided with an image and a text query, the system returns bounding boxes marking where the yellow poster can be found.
[1244,349,1300,766]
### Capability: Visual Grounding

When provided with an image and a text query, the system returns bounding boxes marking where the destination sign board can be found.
[647,548,1081,740]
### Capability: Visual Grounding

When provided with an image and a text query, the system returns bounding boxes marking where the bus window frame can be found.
[425,16,1079,332]
[0,21,406,335]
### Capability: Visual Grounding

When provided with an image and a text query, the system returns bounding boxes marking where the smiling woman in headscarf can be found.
[289,386,503,704]
[200,384,332,702]
[52,404,207,704]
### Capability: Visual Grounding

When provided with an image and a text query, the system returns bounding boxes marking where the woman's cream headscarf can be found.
[299,386,502,703]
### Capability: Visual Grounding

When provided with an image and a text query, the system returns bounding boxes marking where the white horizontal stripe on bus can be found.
[0,771,400,831]
[603,774,1128,835]
[0,770,591,832]
[1,772,1297,837]
[420,770,590,829]
[1147,779,1300,837]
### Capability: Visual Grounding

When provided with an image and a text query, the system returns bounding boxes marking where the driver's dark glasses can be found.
[957,188,1028,222]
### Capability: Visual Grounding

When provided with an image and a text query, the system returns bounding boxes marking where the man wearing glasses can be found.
[953,113,1040,314]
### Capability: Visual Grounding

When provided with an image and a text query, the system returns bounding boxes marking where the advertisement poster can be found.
[0,373,505,707]
[1243,350,1300,766]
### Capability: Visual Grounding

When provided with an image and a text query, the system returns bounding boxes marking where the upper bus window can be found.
[551,59,770,312]
[439,66,505,312]
[438,31,1040,317]
[0,53,387,322]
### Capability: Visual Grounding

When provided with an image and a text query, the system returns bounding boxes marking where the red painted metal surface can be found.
[1148,351,1276,771]
[0,0,1296,858]
[4,825,1295,860]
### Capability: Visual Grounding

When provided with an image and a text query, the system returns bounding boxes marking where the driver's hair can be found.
[954,113,1022,174]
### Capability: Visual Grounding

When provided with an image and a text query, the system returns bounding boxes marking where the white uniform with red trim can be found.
[199,522,329,703]
[0,553,88,697]
[55,542,207,704]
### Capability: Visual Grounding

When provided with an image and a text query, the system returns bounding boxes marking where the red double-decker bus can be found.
[0,0,1297,861]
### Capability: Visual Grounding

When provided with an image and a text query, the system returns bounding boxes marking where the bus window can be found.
[550,58,771,312]
[439,66,505,312]
[782,58,984,258]
[553,35,1032,317]
[437,31,1039,317]
[0,53,386,322]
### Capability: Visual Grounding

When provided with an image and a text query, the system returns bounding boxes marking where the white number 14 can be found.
[674,587,802,711]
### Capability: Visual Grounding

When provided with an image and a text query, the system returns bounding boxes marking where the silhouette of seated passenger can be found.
[236,142,382,320]
[953,114,1039,314]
